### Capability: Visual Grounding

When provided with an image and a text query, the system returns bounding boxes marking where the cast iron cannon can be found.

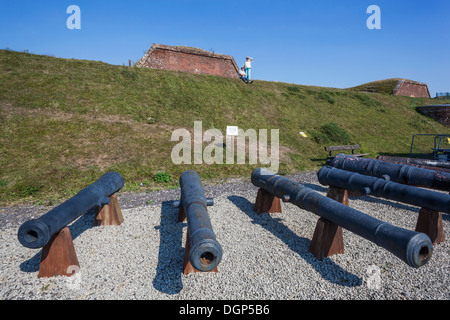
[376,155,450,173]
[18,171,124,249]
[251,168,433,268]
[177,170,222,272]
[327,154,450,191]
[318,166,450,214]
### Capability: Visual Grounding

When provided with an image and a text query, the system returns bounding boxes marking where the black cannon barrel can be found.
[179,170,222,272]
[328,154,450,191]
[251,168,433,268]
[376,156,450,173]
[318,166,450,214]
[18,171,124,249]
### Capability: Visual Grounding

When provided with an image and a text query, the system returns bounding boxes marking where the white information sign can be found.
[226,126,239,136]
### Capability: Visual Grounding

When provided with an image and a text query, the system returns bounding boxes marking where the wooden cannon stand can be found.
[254,187,345,260]
[177,204,219,275]
[415,207,445,245]
[37,194,123,278]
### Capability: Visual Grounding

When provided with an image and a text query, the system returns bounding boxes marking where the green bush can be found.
[287,86,301,93]
[317,91,335,104]
[285,86,307,100]
[154,172,171,183]
[14,183,44,198]
[313,123,353,145]
[354,93,381,107]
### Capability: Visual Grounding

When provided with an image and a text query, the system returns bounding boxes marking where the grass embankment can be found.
[1,50,449,206]
[347,78,404,95]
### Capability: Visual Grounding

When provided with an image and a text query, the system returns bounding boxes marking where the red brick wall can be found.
[416,105,450,127]
[393,81,430,98]
[137,44,239,79]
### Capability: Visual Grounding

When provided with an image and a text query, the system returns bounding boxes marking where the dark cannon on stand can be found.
[251,168,433,268]
[318,166,448,245]
[18,171,125,249]
[317,166,450,214]
[327,154,450,191]
[377,155,450,173]
[175,170,222,273]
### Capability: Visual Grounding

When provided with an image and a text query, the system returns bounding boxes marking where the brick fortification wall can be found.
[416,105,450,127]
[392,80,431,98]
[136,44,239,79]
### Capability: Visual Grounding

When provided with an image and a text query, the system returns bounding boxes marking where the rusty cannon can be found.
[18,171,125,249]
[327,154,450,191]
[317,166,450,214]
[176,170,222,272]
[251,168,433,268]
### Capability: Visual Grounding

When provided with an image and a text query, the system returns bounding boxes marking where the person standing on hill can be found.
[244,56,253,82]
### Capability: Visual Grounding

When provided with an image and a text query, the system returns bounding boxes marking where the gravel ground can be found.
[0,171,449,301]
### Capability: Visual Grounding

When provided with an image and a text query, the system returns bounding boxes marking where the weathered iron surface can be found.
[251,168,433,268]
[179,170,222,272]
[328,154,450,191]
[376,155,450,172]
[18,172,125,249]
[318,166,450,214]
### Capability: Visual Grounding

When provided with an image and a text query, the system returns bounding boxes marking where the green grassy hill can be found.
[346,78,404,95]
[1,50,449,205]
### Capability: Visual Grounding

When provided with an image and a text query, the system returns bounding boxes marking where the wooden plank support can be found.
[95,194,124,226]
[253,188,282,214]
[308,186,345,260]
[415,207,445,245]
[326,185,349,206]
[178,205,186,223]
[38,227,80,278]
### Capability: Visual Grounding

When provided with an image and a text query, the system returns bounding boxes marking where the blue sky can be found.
[1,0,449,95]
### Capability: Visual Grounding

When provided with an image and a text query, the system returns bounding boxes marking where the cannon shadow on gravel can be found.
[19,208,97,273]
[228,195,362,287]
[152,201,186,294]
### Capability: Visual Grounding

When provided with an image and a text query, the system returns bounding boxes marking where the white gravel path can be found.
[1,172,449,301]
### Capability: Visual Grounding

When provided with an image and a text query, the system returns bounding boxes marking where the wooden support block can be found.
[183,230,218,275]
[253,188,282,214]
[326,186,349,206]
[309,218,345,260]
[348,190,364,198]
[308,186,346,260]
[95,194,124,226]
[177,195,186,222]
[38,227,80,278]
[415,207,445,245]
[178,206,186,222]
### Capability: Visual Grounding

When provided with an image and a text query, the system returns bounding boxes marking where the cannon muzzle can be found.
[179,170,222,272]
[251,168,433,268]
[18,171,124,249]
